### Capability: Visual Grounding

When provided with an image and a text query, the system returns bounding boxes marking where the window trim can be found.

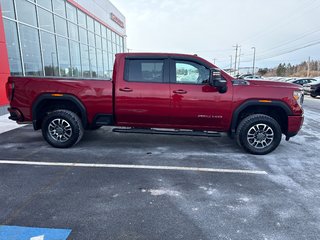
[124,58,170,84]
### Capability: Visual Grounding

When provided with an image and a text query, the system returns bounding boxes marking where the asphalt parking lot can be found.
[0,96,319,240]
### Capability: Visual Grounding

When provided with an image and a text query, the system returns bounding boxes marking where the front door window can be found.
[175,61,209,85]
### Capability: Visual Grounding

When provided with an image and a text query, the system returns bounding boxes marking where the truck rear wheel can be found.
[42,110,84,148]
[236,114,282,155]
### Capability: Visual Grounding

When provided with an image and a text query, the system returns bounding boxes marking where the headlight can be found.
[293,90,304,107]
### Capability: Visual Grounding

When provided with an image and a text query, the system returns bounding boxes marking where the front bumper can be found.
[286,115,304,138]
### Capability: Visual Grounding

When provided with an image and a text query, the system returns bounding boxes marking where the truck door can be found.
[115,57,171,126]
[169,59,232,130]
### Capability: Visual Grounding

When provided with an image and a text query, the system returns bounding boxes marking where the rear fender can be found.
[32,93,87,130]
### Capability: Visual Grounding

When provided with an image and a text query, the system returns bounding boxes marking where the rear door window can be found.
[125,59,165,83]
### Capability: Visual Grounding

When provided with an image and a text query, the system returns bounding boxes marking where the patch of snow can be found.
[199,186,218,195]
[239,197,250,203]
[147,188,181,197]
[0,114,25,134]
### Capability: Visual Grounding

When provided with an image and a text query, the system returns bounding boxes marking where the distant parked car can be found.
[288,78,317,86]
[310,82,320,98]
[238,74,263,80]
[284,78,297,82]
[303,79,320,94]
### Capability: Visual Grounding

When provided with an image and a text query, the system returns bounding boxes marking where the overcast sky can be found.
[112,0,320,69]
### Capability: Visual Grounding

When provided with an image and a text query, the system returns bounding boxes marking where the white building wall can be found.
[73,0,126,36]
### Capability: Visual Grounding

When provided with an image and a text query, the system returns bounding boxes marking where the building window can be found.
[120,37,124,52]
[41,31,59,76]
[102,50,109,78]
[38,0,52,11]
[68,22,79,41]
[89,46,97,77]
[1,0,16,19]
[80,44,90,77]
[77,10,86,28]
[2,0,125,79]
[88,31,95,47]
[79,27,88,44]
[107,40,112,53]
[57,36,71,76]
[87,16,94,32]
[16,0,37,26]
[106,28,111,41]
[66,3,77,23]
[108,52,113,77]
[3,19,22,75]
[95,35,102,49]
[38,8,54,32]
[96,49,103,78]
[52,0,66,17]
[102,38,107,52]
[69,41,81,77]
[94,21,101,35]
[19,24,43,76]
[101,26,106,39]
[54,16,67,37]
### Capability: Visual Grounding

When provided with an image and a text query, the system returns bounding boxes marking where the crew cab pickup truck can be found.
[6,53,304,155]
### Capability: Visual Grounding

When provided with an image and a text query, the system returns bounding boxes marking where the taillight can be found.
[6,81,14,102]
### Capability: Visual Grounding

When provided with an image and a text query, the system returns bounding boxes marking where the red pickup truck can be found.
[6,53,304,155]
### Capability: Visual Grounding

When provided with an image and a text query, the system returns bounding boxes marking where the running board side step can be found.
[112,128,221,137]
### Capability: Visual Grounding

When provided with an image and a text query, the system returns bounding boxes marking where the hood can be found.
[246,79,302,90]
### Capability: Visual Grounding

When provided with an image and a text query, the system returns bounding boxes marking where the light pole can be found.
[233,44,239,75]
[229,55,233,74]
[237,47,242,75]
[252,47,256,76]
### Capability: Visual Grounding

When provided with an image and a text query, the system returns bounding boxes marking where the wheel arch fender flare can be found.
[32,93,88,129]
[229,100,292,137]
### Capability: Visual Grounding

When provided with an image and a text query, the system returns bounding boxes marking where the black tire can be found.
[310,94,317,98]
[88,125,102,131]
[42,110,84,148]
[236,114,282,155]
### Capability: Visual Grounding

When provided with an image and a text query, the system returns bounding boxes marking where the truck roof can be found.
[116,52,216,68]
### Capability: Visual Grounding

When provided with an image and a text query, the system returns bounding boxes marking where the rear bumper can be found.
[286,115,304,138]
[8,108,24,122]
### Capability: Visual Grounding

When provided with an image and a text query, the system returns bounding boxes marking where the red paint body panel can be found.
[0,5,10,106]
[7,52,304,137]
[7,77,113,124]
[287,115,304,135]
[232,81,304,116]
[113,55,171,125]
[169,83,233,131]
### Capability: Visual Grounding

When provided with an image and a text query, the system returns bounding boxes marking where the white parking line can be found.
[0,160,268,175]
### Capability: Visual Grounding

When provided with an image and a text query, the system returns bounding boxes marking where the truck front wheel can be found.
[42,110,84,148]
[236,114,282,155]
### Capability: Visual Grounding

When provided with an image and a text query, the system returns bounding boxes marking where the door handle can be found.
[173,89,187,94]
[119,87,133,92]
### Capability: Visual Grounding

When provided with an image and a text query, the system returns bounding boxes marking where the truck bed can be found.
[7,77,113,125]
